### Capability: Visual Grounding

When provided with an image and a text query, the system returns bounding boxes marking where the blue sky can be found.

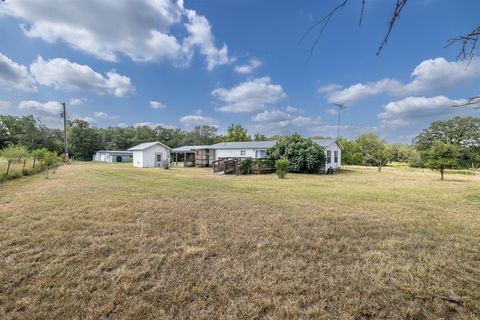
[0,0,479,143]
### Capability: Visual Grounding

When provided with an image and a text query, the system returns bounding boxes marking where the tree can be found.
[413,117,480,168]
[267,133,326,173]
[68,120,104,160]
[253,133,268,141]
[185,125,220,145]
[225,124,250,142]
[355,134,391,171]
[0,145,29,162]
[426,142,459,180]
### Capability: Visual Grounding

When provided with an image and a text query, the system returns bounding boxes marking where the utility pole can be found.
[61,102,68,161]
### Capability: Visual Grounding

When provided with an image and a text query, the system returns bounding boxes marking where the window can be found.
[327,150,331,164]
[255,150,266,158]
[240,150,246,157]
[334,150,338,163]
[156,154,162,162]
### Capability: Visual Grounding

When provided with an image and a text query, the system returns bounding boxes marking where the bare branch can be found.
[446,25,480,65]
[376,0,408,56]
[359,0,366,26]
[453,96,480,109]
[299,0,348,64]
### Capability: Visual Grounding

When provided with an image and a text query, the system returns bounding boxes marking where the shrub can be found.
[239,158,252,175]
[267,134,326,173]
[275,159,289,179]
[1,145,29,162]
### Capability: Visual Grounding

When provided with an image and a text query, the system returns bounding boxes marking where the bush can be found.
[267,134,326,173]
[275,159,289,179]
[239,158,252,175]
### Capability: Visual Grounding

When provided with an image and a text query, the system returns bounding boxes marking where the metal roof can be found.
[95,150,132,154]
[171,145,212,153]
[128,141,172,151]
[209,139,339,150]
[209,141,277,149]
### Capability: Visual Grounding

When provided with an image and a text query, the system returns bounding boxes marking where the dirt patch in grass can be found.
[1,162,480,319]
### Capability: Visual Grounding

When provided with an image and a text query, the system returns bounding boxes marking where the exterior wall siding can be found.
[133,145,170,168]
[215,149,266,161]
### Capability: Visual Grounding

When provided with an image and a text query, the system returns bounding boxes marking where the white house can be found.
[128,142,171,168]
[209,139,342,172]
[93,150,132,163]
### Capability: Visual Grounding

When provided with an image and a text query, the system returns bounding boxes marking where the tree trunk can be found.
[378,166,382,172]
[440,168,444,180]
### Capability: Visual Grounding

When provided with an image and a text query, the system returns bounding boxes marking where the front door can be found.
[155,153,162,167]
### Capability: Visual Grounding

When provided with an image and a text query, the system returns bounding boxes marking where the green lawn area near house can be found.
[1,162,480,319]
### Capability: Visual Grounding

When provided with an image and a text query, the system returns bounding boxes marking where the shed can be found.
[128,142,172,168]
[93,150,132,163]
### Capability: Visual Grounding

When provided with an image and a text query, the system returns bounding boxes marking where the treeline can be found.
[0,116,271,160]
[1,115,479,167]
[341,117,480,169]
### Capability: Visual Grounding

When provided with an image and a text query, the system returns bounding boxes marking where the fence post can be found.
[22,159,26,174]
[6,159,11,176]
[33,155,36,168]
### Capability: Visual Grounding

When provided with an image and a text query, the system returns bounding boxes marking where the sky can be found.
[0,0,479,143]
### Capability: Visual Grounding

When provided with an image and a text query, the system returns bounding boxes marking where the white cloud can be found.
[18,100,62,118]
[327,78,402,105]
[1,1,230,70]
[0,100,11,109]
[285,106,299,113]
[323,57,480,105]
[213,77,287,113]
[30,56,134,97]
[0,52,36,91]
[183,9,232,70]
[94,111,118,120]
[318,83,342,94]
[117,123,129,128]
[378,96,467,128]
[150,101,167,110]
[234,58,262,74]
[75,116,96,124]
[251,109,321,133]
[134,122,175,129]
[290,115,322,127]
[179,114,218,127]
[70,98,86,106]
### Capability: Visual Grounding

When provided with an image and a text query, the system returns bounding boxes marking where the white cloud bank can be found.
[213,77,287,113]
[18,100,62,118]
[0,0,231,70]
[322,57,480,105]
[94,112,118,120]
[0,100,11,109]
[179,114,218,127]
[251,109,321,133]
[30,57,134,97]
[0,53,36,91]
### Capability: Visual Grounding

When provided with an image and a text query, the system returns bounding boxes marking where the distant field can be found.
[1,162,480,319]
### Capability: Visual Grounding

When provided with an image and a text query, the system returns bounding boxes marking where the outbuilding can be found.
[128,142,171,168]
[93,150,132,163]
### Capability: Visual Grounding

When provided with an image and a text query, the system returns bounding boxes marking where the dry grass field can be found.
[1,162,480,319]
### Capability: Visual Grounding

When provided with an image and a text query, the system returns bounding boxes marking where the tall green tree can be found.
[225,124,251,142]
[414,117,480,167]
[68,120,104,160]
[425,142,460,180]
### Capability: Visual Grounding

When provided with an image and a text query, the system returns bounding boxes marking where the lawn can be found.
[1,162,480,319]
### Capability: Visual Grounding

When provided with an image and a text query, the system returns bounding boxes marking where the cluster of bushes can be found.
[0,145,63,182]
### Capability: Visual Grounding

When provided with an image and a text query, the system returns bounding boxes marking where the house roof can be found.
[171,145,211,153]
[128,141,172,151]
[95,150,132,155]
[209,141,277,150]
[209,139,340,150]
[311,139,339,148]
